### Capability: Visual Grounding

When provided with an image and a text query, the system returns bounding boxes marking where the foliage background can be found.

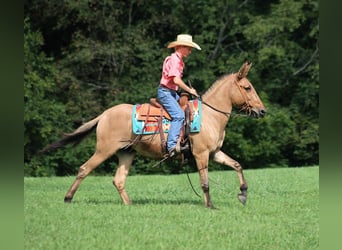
[24,0,319,176]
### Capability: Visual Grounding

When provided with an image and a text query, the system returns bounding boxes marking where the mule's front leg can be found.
[200,169,214,209]
[194,153,215,208]
[212,150,248,205]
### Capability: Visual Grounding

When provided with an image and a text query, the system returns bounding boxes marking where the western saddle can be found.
[136,92,193,156]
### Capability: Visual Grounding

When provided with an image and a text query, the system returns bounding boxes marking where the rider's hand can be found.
[189,88,199,97]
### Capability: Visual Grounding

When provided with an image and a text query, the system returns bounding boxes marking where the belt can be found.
[159,85,177,92]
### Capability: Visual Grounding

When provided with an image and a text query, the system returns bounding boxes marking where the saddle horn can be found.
[237,61,252,80]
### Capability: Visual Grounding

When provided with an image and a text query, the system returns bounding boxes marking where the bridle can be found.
[233,77,253,116]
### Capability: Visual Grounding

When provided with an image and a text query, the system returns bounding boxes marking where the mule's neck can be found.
[202,74,234,118]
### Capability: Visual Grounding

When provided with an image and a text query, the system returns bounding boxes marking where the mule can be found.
[42,61,266,208]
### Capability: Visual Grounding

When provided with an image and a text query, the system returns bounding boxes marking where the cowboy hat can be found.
[167,34,201,50]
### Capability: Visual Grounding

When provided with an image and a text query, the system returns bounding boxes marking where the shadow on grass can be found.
[71,197,203,206]
[132,198,203,206]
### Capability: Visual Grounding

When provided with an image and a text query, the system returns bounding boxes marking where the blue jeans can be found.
[157,86,184,151]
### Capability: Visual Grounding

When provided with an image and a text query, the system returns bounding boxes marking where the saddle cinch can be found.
[135,93,196,154]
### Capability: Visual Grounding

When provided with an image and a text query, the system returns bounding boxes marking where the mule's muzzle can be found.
[259,108,267,117]
[251,108,266,118]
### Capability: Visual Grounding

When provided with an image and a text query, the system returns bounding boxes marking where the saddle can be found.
[137,93,194,122]
[136,93,193,155]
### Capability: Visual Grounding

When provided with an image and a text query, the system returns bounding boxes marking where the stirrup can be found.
[163,142,190,159]
[175,143,190,153]
[162,148,176,158]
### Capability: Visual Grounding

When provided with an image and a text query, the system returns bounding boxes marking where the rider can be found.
[157,34,201,156]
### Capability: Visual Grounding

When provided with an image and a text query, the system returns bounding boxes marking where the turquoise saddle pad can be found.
[132,99,202,135]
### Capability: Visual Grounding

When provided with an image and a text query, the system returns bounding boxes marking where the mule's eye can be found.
[244,86,251,91]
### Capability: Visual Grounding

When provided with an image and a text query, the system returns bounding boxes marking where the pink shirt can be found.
[160,52,184,91]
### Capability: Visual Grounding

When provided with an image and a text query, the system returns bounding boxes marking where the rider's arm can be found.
[173,76,198,97]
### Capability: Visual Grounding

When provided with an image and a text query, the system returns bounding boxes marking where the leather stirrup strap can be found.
[127,104,151,148]
[142,104,151,132]
[184,104,190,138]
[157,108,167,153]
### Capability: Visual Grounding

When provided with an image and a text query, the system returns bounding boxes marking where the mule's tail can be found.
[40,114,103,153]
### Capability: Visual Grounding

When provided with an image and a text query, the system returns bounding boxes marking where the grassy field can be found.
[24,167,318,250]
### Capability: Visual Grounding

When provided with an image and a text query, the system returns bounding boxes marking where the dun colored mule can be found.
[42,61,266,208]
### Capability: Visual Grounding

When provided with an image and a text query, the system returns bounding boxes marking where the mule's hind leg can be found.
[112,150,135,205]
[212,150,248,205]
[64,151,111,203]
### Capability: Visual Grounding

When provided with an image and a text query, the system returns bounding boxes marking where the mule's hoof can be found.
[209,205,218,210]
[237,194,247,205]
[205,203,217,209]
[64,197,72,203]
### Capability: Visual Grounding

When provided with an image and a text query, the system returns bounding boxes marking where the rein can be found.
[199,97,249,118]
[189,79,231,118]
[200,99,231,117]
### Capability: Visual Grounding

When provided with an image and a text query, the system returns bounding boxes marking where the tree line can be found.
[24,0,318,176]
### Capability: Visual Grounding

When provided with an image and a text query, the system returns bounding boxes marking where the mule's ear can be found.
[237,61,252,80]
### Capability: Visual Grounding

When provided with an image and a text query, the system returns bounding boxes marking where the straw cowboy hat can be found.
[167,34,201,50]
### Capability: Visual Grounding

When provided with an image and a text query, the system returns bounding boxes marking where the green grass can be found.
[24,167,319,250]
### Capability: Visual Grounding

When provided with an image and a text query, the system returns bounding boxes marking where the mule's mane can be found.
[202,62,252,99]
[202,73,235,99]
